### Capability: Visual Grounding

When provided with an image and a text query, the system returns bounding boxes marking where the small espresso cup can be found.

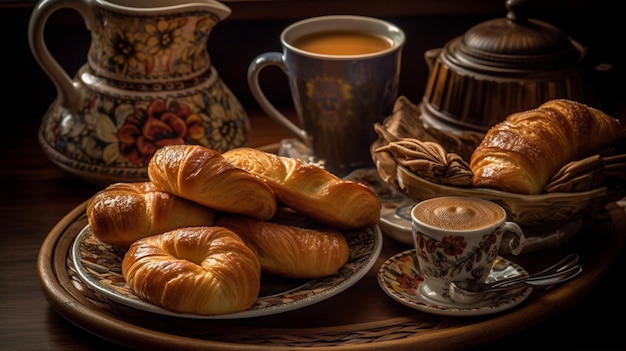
[411,196,525,304]
[248,15,405,177]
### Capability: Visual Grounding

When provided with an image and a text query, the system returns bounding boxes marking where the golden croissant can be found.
[122,226,261,315]
[148,145,277,220]
[222,147,381,229]
[86,181,216,248]
[470,99,623,194]
[217,211,351,279]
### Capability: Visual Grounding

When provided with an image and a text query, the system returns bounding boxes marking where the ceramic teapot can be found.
[419,0,610,134]
[29,0,248,186]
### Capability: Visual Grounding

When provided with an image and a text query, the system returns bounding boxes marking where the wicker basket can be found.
[371,96,626,230]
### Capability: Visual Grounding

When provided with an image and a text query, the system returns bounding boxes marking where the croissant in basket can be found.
[469,99,623,195]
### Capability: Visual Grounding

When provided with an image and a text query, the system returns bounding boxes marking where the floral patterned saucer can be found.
[377,250,533,317]
[71,224,382,319]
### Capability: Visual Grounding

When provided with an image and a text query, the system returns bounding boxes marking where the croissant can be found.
[470,99,623,194]
[148,145,277,220]
[216,210,350,279]
[122,226,261,315]
[222,147,381,230]
[86,182,216,248]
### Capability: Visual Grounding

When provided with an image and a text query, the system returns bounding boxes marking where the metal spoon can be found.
[449,253,582,305]
[485,252,579,290]
[449,265,582,305]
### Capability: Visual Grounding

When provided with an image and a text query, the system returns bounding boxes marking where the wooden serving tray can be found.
[38,200,625,350]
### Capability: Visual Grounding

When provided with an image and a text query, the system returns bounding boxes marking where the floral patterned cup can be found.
[29,0,248,186]
[411,196,525,304]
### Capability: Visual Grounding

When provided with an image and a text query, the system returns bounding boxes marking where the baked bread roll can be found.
[216,210,351,279]
[86,182,216,248]
[122,226,261,315]
[148,145,277,220]
[222,147,381,230]
[470,99,623,194]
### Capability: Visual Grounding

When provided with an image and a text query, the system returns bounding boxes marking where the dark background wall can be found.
[2,0,623,131]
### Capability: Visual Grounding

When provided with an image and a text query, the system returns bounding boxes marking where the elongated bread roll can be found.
[470,99,623,194]
[148,145,277,220]
[216,211,350,279]
[122,226,261,315]
[86,182,216,248]
[222,147,381,230]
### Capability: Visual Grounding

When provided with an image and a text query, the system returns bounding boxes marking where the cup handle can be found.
[28,0,95,113]
[502,221,525,255]
[247,52,307,142]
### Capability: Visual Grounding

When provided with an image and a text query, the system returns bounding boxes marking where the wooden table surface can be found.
[2,110,625,350]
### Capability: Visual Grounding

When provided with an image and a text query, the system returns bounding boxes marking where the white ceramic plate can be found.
[377,249,533,317]
[72,224,383,319]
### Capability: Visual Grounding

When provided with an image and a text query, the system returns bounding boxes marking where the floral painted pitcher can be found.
[29,0,248,186]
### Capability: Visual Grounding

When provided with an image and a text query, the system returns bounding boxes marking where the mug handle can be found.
[502,222,526,255]
[28,0,95,113]
[247,52,307,142]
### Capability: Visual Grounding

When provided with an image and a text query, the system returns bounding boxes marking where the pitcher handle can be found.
[247,52,308,142]
[28,0,95,112]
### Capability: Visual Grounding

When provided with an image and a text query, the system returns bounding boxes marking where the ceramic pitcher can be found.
[29,0,248,186]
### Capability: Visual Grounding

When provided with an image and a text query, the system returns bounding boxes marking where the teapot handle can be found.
[28,0,96,113]
[423,48,441,71]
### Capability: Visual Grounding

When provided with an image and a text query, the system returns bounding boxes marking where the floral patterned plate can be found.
[377,250,533,317]
[71,224,383,319]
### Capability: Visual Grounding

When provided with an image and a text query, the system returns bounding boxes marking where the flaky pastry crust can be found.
[86,181,216,248]
[222,148,381,229]
[148,145,277,220]
[217,212,350,279]
[470,99,623,194]
[122,226,261,315]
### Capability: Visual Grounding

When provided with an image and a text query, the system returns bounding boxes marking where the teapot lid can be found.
[443,0,585,76]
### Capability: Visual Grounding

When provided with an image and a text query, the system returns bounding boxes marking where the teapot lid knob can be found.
[506,0,531,22]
